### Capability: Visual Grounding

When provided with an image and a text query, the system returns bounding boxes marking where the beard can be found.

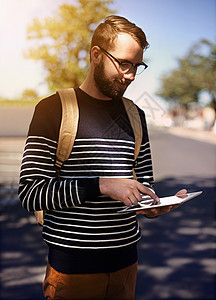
[93,59,131,100]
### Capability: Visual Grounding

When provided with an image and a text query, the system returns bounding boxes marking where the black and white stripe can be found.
[18,88,154,251]
[19,136,153,249]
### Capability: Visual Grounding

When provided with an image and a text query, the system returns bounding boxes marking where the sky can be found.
[0,0,215,105]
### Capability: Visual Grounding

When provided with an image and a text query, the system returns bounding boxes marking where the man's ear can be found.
[91,46,102,64]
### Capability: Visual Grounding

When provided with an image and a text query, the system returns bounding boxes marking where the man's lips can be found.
[115,80,131,88]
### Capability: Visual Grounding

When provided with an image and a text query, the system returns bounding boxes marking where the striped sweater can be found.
[19,87,154,273]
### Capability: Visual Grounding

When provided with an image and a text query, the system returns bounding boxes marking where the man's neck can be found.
[79,72,112,101]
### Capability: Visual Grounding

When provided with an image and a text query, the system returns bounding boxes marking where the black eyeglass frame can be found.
[98,46,148,75]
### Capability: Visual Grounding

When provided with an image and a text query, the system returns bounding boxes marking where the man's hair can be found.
[91,15,149,51]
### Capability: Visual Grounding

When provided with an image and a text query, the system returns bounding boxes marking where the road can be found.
[136,128,216,299]
[0,127,215,299]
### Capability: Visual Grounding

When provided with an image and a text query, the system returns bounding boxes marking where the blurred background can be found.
[0,0,215,299]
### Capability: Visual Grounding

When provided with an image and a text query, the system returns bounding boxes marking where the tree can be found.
[157,40,216,110]
[21,88,39,101]
[25,0,115,92]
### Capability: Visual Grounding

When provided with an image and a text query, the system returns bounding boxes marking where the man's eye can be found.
[120,63,131,70]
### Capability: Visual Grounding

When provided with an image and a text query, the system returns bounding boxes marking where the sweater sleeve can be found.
[134,107,154,191]
[18,94,100,212]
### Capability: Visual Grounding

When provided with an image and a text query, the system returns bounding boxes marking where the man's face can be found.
[93,33,144,99]
[94,56,127,100]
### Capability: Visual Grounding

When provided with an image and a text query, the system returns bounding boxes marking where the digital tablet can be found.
[118,191,203,213]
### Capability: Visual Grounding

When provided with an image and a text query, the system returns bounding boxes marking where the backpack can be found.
[35,88,143,225]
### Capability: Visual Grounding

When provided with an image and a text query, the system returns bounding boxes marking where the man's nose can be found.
[123,69,136,81]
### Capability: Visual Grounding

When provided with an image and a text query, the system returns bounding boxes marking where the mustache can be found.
[115,79,132,86]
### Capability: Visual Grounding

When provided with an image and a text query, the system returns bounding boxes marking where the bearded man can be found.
[19,15,186,300]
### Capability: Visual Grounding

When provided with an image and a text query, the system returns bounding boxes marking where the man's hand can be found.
[99,178,160,207]
[137,188,188,218]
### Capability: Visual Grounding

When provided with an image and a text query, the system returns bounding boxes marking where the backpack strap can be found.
[122,97,143,180]
[55,88,79,175]
[35,88,79,226]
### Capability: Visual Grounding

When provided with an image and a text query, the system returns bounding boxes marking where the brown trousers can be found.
[43,263,137,300]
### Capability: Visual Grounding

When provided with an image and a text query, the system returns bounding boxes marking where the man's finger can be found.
[136,182,160,203]
[175,189,188,198]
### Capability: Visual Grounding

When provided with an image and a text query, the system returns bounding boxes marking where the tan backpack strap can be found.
[35,88,79,227]
[122,97,143,180]
[55,88,79,171]
[34,210,45,226]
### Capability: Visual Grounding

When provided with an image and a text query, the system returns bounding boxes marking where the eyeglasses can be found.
[99,46,148,75]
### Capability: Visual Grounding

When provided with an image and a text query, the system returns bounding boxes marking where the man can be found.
[19,15,186,300]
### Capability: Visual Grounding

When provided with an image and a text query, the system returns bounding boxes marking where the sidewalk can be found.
[156,126,216,145]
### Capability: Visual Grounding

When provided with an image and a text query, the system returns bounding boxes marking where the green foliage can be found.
[21,89,39,101]
[0,89,40,106]
[25,0,115,92]
[157,40,216,109]
[0,99,39,107]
